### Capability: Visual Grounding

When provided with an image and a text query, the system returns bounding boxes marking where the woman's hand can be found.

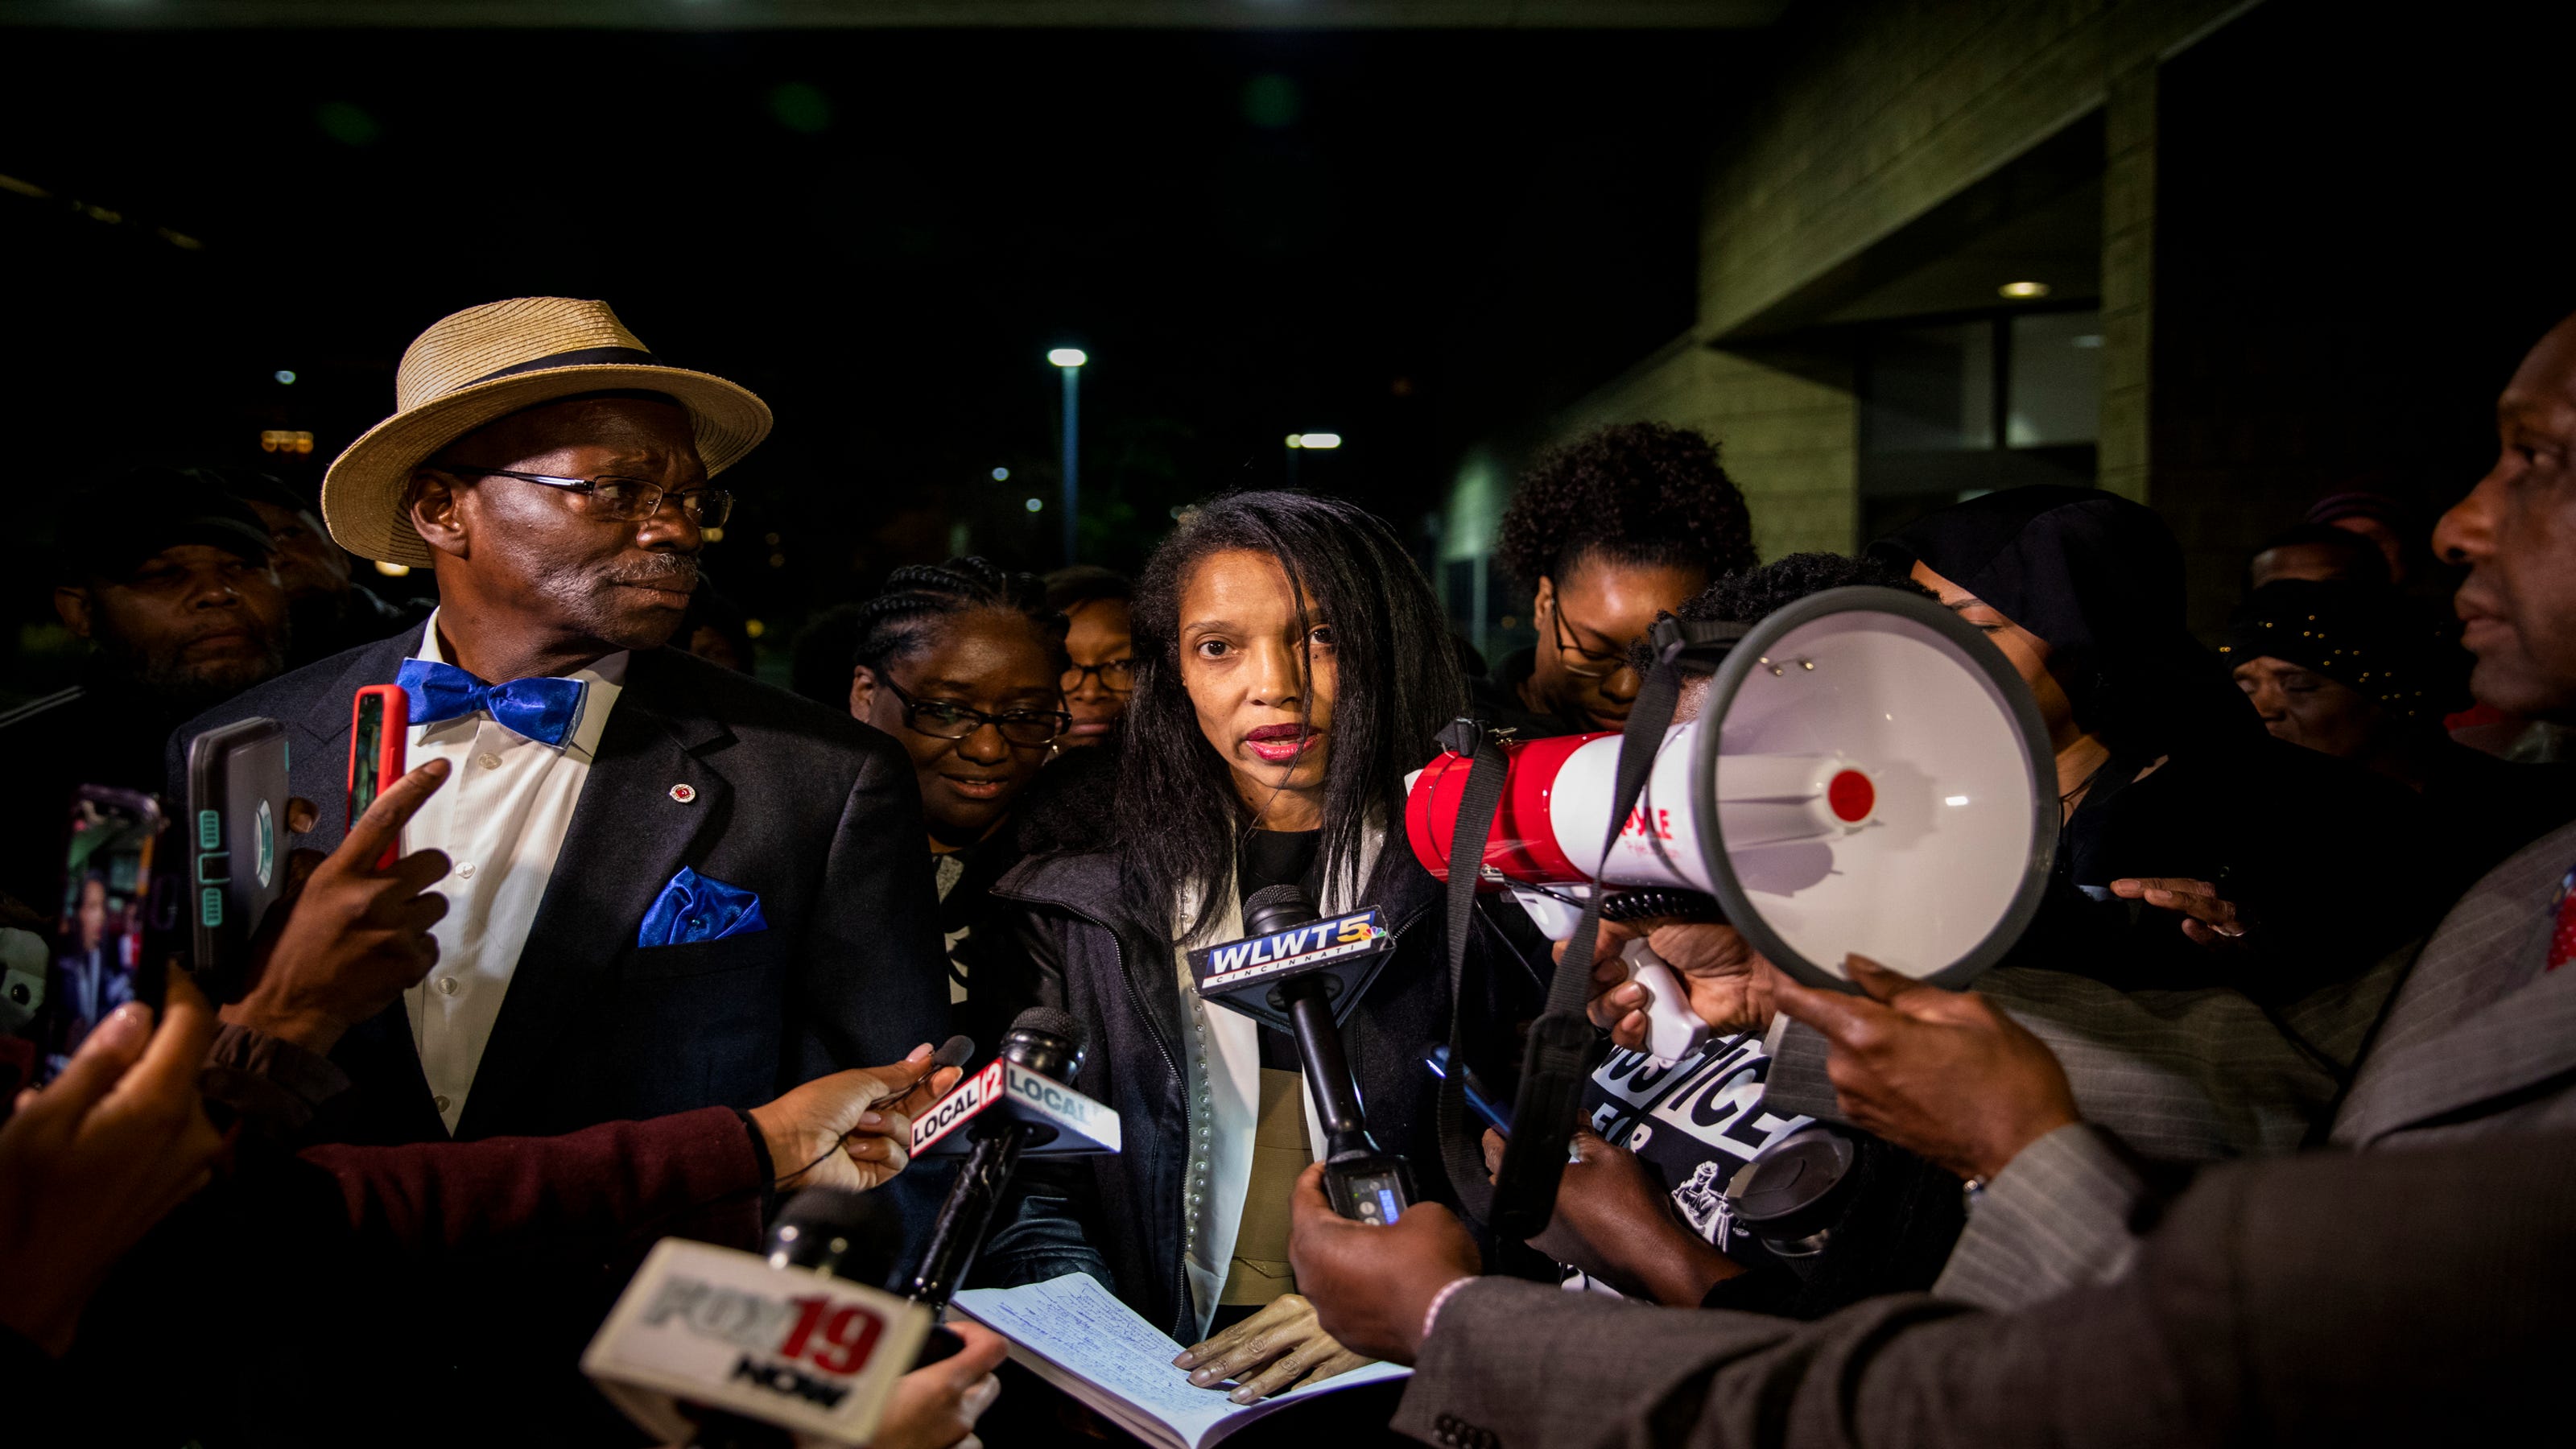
[1482,1127,1739,1306]
[865,1321,1008,1449]
[1171,1292,1373,1404]
[0,972,225,1356]
[749,1045,963,1192]
[2109,877,2250,947]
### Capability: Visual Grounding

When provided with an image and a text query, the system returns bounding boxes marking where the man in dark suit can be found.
[174,296,946,1147]
[1285,1137,2575,1447]
[163,299,949,1441]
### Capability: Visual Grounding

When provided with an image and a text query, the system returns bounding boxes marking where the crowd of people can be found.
[4,290,2574,1447]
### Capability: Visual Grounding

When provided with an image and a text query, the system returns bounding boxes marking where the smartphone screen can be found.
[351,691,386,820]
[43,788,163,1084]
[348,686,407,868]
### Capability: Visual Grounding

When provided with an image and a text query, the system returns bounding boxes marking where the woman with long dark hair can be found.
[977,492,1538,1400]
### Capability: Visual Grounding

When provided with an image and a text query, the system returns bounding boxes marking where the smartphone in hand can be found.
[2,786,169,1094]
[185,718,290,1004]
[347,685,409,868]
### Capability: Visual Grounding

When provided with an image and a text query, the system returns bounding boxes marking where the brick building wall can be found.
[1490,0,2251,562]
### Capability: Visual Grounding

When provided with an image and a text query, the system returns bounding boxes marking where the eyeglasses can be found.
[881,676,1071,748]
[438,466,735,528]
[1548,601,1638,680]
[1063,658,1137,694]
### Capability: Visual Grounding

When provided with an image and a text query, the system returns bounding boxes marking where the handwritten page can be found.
[952,1274,1410,1449]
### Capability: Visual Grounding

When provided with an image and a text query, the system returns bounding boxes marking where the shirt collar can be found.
[411,608,628,758]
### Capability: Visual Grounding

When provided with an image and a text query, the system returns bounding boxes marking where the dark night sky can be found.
[3,24,1769,634]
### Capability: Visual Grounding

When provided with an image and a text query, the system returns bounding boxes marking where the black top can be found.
[1236,828,1323,1069]
[938,831,1038,1061]
[1236,827,1324,903]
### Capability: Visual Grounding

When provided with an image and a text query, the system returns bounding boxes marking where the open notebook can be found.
[952,1274,1411,1449]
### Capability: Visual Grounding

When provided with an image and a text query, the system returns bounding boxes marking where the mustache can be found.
[603,555,700,591]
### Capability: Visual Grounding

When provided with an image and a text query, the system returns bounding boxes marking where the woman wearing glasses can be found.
[1480,422,1758,736]
[1044,564,1137,749]
[974,493,1542,1412]
[848,557,1075,1054]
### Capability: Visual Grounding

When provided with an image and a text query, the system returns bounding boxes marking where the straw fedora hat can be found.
[321,297,772,568]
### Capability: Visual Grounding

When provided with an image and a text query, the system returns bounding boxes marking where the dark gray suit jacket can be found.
[1397,1131,2576,1449]
[1762,819,2576,1311]
[167,631,950,1145]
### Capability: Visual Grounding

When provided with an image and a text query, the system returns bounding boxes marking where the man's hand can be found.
[867,1319,1008,1449]
[1482,1127,1738,1307]
[1286,1162,1480,1365]
[228,760,453,1053]
[0,972,225,1356]
[1579,918,1781,1048]
[1769,955,2079,1181]
[1170,1291,1371,1403]
[749,1045,964,1192]
[2109,877,2249,947]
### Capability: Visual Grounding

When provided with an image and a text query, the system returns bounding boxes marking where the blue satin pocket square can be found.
[638,868,768,947]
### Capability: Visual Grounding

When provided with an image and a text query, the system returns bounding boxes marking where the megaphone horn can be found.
[1407,587,2055,993]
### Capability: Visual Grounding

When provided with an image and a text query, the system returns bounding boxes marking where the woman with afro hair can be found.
[1482,422,1757,736]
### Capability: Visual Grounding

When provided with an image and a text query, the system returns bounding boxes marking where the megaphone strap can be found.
[1431,620,1747,1238]
[1488,652,1692,1240]
[1432,718,1513,1224]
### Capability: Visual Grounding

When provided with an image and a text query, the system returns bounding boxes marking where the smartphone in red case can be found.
[348,685,409,868]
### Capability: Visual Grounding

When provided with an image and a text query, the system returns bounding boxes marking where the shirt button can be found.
[435,976,460,997]
[476,752,502,770]
[433,1093,452,1113]
[456,861,476,879]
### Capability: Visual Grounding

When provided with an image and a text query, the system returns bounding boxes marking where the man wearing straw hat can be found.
[171,297,947,1150]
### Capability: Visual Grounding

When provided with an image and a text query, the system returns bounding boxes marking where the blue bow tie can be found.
[396,658,588,748]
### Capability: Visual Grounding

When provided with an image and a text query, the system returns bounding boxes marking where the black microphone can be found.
[903,1007,1096,1308]
[1203,884,1415,1223]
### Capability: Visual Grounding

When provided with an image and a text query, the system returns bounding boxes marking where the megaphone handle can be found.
[1620,938,1711,1066]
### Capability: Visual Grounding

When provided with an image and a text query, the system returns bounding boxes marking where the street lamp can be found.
[1050,348,1087,566]
[1283,431,1341,486]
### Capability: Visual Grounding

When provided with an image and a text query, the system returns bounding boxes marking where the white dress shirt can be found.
[400,612,627,1134]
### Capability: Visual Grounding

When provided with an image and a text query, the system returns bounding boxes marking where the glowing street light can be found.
[1284,431,1342,485]
[1051,347,1086,564]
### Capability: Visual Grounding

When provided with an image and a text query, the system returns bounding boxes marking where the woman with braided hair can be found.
[848,555,1074,1053]
[1480,422,1757,737]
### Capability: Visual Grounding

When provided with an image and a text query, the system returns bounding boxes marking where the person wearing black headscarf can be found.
[2223,577,2576,877]
[1873,485,2441,997]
